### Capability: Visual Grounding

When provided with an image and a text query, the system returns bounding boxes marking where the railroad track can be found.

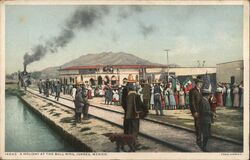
[26,87,243,152]
[30,87,243,145]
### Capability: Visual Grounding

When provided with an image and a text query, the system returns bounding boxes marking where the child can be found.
[199,89,213,152]
[209,93,217,118]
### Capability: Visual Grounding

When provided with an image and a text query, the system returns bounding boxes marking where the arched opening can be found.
[111,76,117,86]
[98,76,103,85]
[104,75,110,85]
[89,78,95,86]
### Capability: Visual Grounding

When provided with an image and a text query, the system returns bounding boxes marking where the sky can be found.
[5,5,243,74]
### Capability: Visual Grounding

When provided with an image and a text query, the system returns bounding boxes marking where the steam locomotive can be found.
[18,65,31,90]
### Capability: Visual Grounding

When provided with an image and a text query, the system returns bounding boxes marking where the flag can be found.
[170,76,176,90]
[202,74,212,92]
[170,76,181,91]
[183,78,193,92]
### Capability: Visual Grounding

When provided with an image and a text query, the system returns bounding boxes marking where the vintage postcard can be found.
[0,0,249,159]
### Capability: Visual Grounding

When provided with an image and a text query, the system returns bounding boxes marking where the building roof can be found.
[216,60,243,65]
[60,65,168,70]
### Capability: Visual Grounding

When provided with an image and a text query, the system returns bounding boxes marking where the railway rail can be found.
[26,87,243,152]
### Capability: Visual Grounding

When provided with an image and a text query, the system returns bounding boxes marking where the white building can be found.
[58,65,216,86]
[216,60,243,84]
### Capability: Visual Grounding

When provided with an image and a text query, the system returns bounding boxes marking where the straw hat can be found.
[127,74,136,83]
[76,79,81,85]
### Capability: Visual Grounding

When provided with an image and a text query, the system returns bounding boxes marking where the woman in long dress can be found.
[174,90,179,109]
[233,85,240,108]
[225,85,232,107]
[168,88,176,110]
[215,86,223,107]
[150,84,154,110]
[178,88,185,110]
[164,88,169,109]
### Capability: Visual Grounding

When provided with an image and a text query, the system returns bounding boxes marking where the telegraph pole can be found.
[164,49,170,83]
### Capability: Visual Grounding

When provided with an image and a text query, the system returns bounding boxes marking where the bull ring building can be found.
[58,65,216,86]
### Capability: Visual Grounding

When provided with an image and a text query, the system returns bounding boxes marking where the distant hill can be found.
[61,52,161,68]
[38,52,179,79]
[39,66,60,79]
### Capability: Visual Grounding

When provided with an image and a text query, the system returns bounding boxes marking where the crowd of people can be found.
[215,81,244,108]
[37,79,62,100]
[37,79,90,123]
[37,76,244,120]
[36,75,244,152]
[100,79,244,118]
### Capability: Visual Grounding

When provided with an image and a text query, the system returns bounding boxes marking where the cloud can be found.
[117,6,144,22]
[138,22,156,38]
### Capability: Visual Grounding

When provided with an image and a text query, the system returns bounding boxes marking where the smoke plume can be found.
[23,6,109,66]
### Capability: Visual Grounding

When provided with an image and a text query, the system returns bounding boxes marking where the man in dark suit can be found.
[122,74,147,137]
[199,89,213,152]
[125,83,142,138]
[189,75,203,146]
[121,81,129,134]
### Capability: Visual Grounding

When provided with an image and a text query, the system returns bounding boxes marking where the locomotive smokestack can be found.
[23,64,27,73]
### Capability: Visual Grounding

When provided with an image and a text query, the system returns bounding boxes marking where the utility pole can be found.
[202,60,206,67]
[197,60,200,67]
[164,49,170,83]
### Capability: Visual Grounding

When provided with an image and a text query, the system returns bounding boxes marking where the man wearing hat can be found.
[199,89,213,151]
[153,80,164,116]
[38,79,42,94]
[125,83,143,139]
[122,74,146,141]
[189,75,203,146]
[74,87,84,123]
[55,81,61,101]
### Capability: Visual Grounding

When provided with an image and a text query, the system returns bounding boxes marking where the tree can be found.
[31,71,42,80]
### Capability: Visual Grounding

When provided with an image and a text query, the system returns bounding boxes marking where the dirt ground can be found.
[147,107,243,142]
[90,96,243,142]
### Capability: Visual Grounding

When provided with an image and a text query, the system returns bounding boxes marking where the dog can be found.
[104,133,136,152]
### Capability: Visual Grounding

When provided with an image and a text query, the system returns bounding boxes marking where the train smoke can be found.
[23,6,109,66]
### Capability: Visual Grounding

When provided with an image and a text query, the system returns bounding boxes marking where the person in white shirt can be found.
[72,85,77,101]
